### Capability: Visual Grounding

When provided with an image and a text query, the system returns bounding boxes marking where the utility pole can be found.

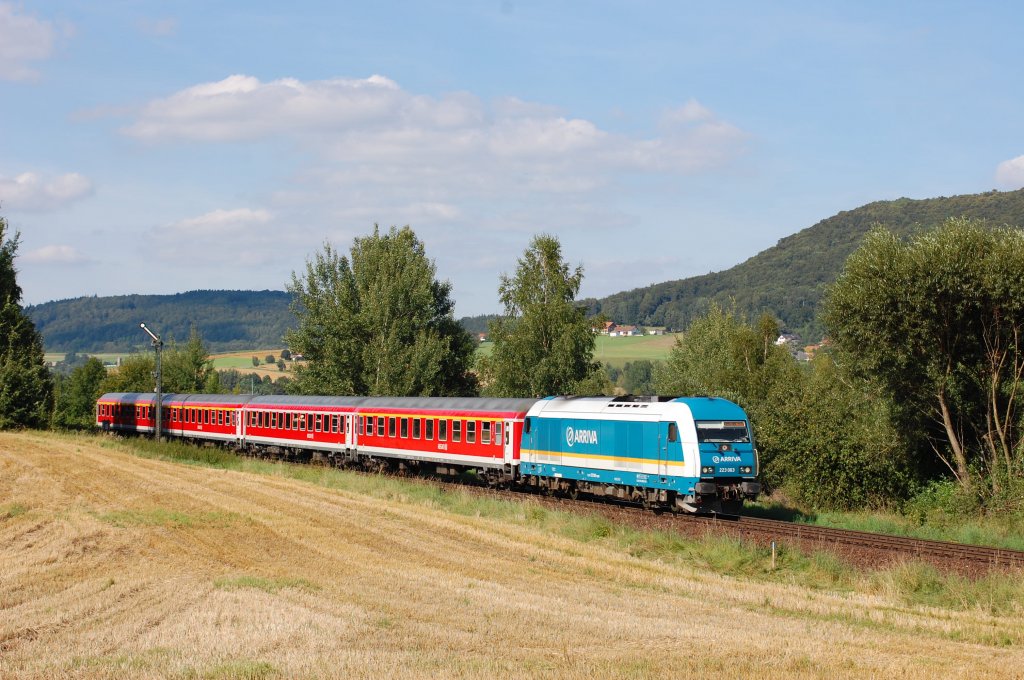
[140,323,163,441]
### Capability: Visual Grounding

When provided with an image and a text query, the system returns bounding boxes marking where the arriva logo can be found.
[565,426,599,447]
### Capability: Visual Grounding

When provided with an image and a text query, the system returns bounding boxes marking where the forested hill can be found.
[27,290,295,353]
[584,188,1024,340]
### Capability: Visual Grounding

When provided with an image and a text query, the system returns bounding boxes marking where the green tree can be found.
[98,354,155,394]
[53,357,107,429]
[655,304,795,409]
[163,326,217,393]
[762,353,915,509]
[480,235,599,397]
[620,360,657,394]
[0,216,53,429]
[823,218,1024,494]
[286,225,477,397]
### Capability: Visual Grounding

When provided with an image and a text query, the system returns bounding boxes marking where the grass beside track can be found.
[3,431,1024,679]
[748,499,1024,553]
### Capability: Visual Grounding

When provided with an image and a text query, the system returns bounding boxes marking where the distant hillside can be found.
[458,314,499,336]
[27,290,295,353]
[28,289,496,354]
[584,189,1024,339]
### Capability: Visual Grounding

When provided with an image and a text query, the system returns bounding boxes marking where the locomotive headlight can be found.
[739,466,753,474]
[701,466,714,475]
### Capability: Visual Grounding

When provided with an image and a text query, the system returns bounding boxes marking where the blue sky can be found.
[2,1,1023,315]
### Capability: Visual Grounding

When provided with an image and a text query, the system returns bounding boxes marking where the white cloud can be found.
[137,17,178,37]
[661,99,714,126]
[995,155,1024,189]
[153,208,278,264]
[0,172,94,211]
[123,74,406,142]
[0,3,56,81]
[21,245,89,265]
[121,74,746,181]
[168,207,273,235]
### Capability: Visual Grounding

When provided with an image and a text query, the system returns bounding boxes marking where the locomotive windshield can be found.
[695,420,750,443]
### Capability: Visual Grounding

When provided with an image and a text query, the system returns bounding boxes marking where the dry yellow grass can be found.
[2,431,1022,679]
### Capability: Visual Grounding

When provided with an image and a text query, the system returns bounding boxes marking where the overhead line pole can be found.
[140,323,163,441]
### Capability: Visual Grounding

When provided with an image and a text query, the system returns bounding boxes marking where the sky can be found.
[2,1,1023,316]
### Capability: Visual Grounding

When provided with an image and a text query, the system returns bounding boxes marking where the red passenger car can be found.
[97,393,538,479]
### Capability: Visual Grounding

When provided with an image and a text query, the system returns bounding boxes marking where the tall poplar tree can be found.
[481,234,599,397]
[0,216,53,429]
[286,225,477,397]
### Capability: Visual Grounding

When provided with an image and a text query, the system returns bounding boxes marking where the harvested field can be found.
[2,431,1022,679]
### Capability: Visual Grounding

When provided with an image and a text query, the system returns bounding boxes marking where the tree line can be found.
[5,211,1024,517]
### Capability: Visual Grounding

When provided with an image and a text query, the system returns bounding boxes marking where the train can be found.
[96,392,761,514]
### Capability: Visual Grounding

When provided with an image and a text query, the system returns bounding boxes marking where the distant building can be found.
[609,325,643,337]
[775,333,801,348]
[478,333,488,342]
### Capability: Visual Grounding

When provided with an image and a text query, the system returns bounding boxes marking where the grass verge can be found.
[748,497,1024,552]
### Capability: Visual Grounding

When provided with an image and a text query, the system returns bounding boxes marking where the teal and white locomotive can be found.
[518,395,760,514]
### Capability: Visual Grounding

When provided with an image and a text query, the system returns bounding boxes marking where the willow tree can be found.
[286,225,477,397]
[823,218,1024,493]
[480,234,598,397]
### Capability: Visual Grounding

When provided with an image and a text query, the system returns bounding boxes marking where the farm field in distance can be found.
[209,349,294,380]
[44,353,127,366]
[3,431,1023,678]
[477,333,678,368]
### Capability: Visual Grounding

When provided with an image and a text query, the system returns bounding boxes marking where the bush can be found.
[764,353,917,510]
[904,480,981,526]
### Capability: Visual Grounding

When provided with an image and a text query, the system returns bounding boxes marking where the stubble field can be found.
[2,431,1022,679]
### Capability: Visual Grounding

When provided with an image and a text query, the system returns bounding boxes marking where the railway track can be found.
[729,515,1024,571]
[451,482,1024,575]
